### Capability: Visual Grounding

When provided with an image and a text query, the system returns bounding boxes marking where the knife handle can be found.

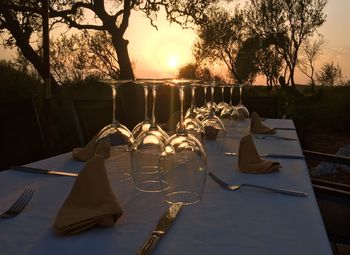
[137,234,160,255]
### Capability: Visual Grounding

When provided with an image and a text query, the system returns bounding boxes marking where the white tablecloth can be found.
[0,119,332,255]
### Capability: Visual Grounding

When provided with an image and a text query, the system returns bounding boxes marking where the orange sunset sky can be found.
[125,0,350,84]
[0,0,349,85]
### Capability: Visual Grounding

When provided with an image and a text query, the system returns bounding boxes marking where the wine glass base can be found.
[134,180,169,193]
[164,191,201,205]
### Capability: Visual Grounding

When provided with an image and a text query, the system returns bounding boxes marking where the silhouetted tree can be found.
[178,63,199,79]
[0,0,59,90]
[233,36,260,85]
[193,6,245,83]
[298,36,325,87]
[256,43,283,86]
[1,0,222,83]
[50,31,120,83]
[246,0,327,86]
[316,62,342,86]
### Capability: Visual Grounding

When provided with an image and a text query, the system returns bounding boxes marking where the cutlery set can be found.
[4,123,306,255]
[1,166,76,220]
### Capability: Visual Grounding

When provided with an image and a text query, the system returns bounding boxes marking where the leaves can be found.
[316,62,343,86]
[194,5,245,82]
[245,0,327,85]
[50,31,120,83]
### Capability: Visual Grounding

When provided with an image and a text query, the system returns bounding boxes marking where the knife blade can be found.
[10,166,78,177]
[224,152,304,159]
[255,135,298,141]
[138,202,183,255]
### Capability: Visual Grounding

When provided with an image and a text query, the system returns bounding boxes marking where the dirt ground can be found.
[301,130,350,184]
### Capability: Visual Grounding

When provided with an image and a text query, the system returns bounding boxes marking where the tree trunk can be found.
[112,37,135,80]
[18,41,59,91]
[0,5,59,91]
[289,66,295,86]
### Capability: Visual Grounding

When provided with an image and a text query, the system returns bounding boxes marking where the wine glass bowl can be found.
[235,84,249,119]
[95,79,135,181]
[159,79,207,205]
[130,128,169,192]
[130,79,170,192]
[159,133,207,205]
[181,83,205,141]
[201,81,226,139]
[217,84,229,112]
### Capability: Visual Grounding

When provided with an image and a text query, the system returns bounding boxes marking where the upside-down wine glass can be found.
[220,84,240,127]
[159,79,207,205]
[130,79,170,192]
[181,82,204,141]
[202,80,226,138]
[206,81,219,113]
[132,81,151,139]
[235,84,249,119]
[217,83,229,112]
[196,83,211,121]
[185,83,200,118]
[96,79,135,181]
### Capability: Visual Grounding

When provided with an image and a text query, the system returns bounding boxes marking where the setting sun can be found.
[167,55,179,69]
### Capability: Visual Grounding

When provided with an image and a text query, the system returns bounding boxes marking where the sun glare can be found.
[167,56,179,69]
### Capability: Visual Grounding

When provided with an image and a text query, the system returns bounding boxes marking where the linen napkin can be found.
[250,112,276,134]
[238,134,280,174]
[54,155,122,236]
[72,133,110,161]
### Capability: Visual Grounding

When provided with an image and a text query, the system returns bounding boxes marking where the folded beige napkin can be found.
[72,133,110,162]
[238,134,280,174]
[250,112,276,134]
[54,155,122,236]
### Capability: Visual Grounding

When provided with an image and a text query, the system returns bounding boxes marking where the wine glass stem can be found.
[151,85,157,128]
[239,85,242,105]
[204,87,207,105]
[211,85,214,109]
[143,86,149,121]
[230,87,233,105]
[191,87,195,115]
[179,86,185,131]
[112,85,117,123]
[221,87,224,102]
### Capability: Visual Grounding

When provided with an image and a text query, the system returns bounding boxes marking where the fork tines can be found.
[0,188,35,219]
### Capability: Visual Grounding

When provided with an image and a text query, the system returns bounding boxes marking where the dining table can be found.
[0,118,333,255]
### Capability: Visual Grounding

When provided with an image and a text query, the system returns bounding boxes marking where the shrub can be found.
[0,60,43,100]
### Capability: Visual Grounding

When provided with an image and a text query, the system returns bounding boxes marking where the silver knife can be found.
[10,165,78,177]
[224,152,304,159]
[138,202,183,255]
[255,135,298,141]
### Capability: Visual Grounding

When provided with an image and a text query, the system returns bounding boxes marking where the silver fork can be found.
[0,188,35,219]
[208,172,307,197]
